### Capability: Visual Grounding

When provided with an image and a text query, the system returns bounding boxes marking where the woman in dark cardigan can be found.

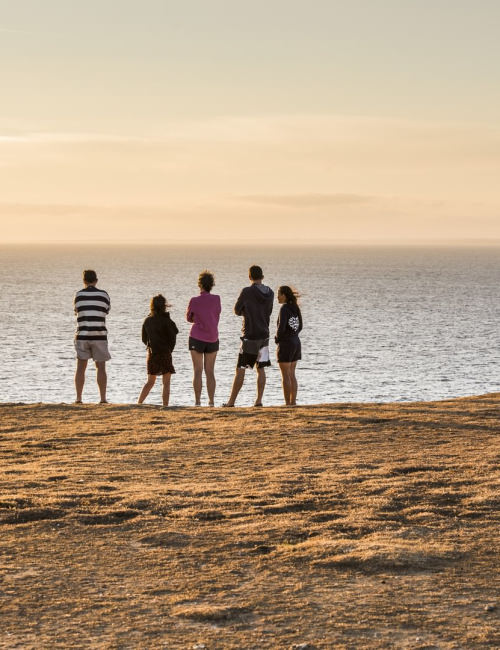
[138,294,178,406]
[275,285,303,406]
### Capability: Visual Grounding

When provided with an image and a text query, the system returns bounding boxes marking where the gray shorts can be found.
[75,339,111,362]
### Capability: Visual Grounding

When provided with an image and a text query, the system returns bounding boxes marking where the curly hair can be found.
[198,270,215,293]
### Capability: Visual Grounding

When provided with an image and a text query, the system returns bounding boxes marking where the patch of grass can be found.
[0,396,498,648]
[173,604,252,623]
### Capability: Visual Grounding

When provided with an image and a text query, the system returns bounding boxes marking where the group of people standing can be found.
[74,265,302,407]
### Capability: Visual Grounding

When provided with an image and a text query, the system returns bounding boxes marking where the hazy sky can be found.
[1,0,499,243]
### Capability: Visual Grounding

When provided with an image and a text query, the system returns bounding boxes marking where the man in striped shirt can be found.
[74,269,111,404]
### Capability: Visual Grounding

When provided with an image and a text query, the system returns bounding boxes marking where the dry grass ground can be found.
[0,395,499,649]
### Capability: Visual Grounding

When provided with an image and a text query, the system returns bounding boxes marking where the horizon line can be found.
[1,239,500,248]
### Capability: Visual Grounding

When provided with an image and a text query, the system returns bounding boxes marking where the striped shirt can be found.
[74,286,111,341]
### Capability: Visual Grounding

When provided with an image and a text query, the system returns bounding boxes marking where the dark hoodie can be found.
[142,312,178,354]
[275,303,302,343]
[234,284,274,339]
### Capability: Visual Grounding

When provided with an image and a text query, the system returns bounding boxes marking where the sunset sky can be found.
[1,0,499,243]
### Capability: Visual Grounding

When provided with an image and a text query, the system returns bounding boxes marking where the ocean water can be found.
[0,245,499,406]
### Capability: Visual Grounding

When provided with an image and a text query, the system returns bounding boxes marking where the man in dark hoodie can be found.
[224,265,274,407]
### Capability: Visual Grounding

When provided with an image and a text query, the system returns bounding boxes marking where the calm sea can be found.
[0,245,499,406]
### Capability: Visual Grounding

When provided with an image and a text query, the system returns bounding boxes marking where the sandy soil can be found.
[0,395,499,649]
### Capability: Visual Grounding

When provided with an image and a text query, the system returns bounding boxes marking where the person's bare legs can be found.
[255,366,266,406]
[138,374,156,404]
[190,350,204,405]
[75,358,88,402]
[278,362,292,405]
[203,352,217,406]
[162,373,171,406]
[95,361,108,403]
[225,367,245,406]
[290,361,298,405]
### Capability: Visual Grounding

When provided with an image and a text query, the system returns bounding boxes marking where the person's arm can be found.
[186,298,194,322]
[104,291,111,314]
[298,307,303,334]
[166,315,178,351]
[215,296,222,326]
[275,305,288,343]
[142,322,148,346]
[267,290,274,319]
[234,290,245,316]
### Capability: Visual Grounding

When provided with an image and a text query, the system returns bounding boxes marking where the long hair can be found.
[278,285,300,306]
[150,294,170,316]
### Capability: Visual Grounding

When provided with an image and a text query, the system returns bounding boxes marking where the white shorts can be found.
[75,339,111,362]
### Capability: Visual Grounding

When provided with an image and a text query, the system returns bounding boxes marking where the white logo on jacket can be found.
[288,316,300,332]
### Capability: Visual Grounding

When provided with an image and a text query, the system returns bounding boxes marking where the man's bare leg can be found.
[225,367,245,406]
[75,358,88,403]
[255,366,266,406]
[95,361,108,403]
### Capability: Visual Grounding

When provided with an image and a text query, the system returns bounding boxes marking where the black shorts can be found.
[277,339,301,363]
[237,353,272,369]
[189,337,219,354]
[237,337,271,369]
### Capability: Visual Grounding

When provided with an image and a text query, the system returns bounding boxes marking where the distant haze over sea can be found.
[1,244,498,406]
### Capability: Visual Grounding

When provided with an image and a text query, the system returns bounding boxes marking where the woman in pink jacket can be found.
[186,270,221,406]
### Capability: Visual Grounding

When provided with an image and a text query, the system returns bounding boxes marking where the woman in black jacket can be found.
[138,294,178,406]
[275,285,302,406]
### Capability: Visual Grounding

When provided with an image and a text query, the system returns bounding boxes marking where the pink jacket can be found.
[186,292,221,342]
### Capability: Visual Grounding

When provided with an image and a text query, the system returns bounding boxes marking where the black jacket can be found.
[142,313,178,354]
[234,284,274,339]
[275,303,302,343]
